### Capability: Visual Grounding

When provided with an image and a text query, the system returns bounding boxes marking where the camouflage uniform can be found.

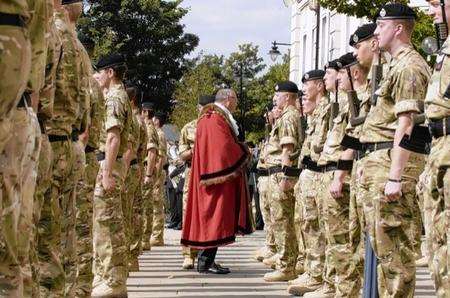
[257,141,277,256]
[151,127,168,244]
[74,45,105,296]
[123,110,144,268]
[344,83,372,297]
[129,112,148,267]
[423,36,450,298]
[316,91,353,296]
[359,45,430,297]
[39,9,82,295]
[264,105,303,277]
[141,120,159,250]
[300,96,330,284]
[179,119,198,260]
[92,81,132,290]
[0,0,31,153]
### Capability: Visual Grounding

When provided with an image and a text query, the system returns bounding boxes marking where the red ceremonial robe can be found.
[181,104,254,249]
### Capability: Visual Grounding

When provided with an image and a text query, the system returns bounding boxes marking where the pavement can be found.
[127,229,437,297]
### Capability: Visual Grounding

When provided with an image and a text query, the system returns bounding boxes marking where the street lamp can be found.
[269,41,290,62]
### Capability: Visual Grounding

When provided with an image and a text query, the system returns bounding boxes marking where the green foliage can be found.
[79,0,198,111]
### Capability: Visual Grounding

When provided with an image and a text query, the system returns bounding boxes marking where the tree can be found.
[170,54,225,129]
[78,0,199,111]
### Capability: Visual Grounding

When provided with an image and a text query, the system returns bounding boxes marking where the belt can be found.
[267,166,283,175]
[428,117,450,139]
[257,168,269,176]
[85,145,97,154]
[96,152,122,162]
[48,134,69,143]
[321,160,354,172]
[301,156,322,173]
[267,166,301,178]
[130,159,138,166]
[0,12,26,27]
[360,141,394,156]
[17,92,31,108]
[340,134,362,151]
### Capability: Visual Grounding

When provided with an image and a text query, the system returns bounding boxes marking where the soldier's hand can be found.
[384,180,402,202]
[280,178,295,191]
[329,178,343,199]
[102,174,116,192]
[144,176,152,185]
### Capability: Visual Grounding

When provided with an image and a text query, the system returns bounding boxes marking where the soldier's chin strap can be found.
[436,0,449,50]
[346,66,366,127]
[329,80,340,130]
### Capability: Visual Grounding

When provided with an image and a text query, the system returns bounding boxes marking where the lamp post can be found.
[268,41,291,62]
[233,62,251,138]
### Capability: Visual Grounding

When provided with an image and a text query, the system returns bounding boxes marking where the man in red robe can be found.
[181,89,254,274]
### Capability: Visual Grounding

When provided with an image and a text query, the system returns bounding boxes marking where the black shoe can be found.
[198,263,230,274]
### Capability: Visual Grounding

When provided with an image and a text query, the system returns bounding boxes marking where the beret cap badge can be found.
[380,8,386,17]
[352,34,359,43]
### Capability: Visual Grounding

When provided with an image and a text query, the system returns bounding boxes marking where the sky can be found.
[180,0,292,68]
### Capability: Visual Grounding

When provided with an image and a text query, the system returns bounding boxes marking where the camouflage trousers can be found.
[92,159,128,288]
[142,179,154,250]
[151,171,166,244]
[359,149,425,297]
[123,163,142,265]
[267,172,298,273]
[38,137,75,297]
[320,171,355,297]
[258,176,276,254]
[129,164,145,264]
[181,167,197,259]
[0,108,40,297]
[293,177,306,269]
[346,159,366,297]
[31,133,53,298]
[75,150,98,297]
[424,135,450,298]
[416,161,433,261]
[300,169,326,282]
[0,26,31,154]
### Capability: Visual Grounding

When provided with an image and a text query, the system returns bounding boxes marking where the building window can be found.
[320,16,327,67]
[302,34,307,75]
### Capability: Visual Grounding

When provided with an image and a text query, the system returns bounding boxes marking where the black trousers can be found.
[197,247,218,269]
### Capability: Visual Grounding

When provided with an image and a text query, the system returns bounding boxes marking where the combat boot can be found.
[303,283,335,298]
[415,255,429,267]
[262,253,279,269]
[91,282,127,298]
[128,258,139,272]
[287,273,322,296]
[141,241,151,251]
[263,269,297,282]
[182,257,195,269]
[254,246,275,262]
[150,238,164,246]
[288,271,310,286]
[295,260,305,275]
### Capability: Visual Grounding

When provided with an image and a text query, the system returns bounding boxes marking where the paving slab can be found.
[127,229,436,297]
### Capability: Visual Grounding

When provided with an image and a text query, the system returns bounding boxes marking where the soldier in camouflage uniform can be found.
[358,4,431,296]
[72,29,105,298]
[255,106,280,265]
[127,88,149,272]
[91,53,132,297]
[287,70,329,295]
[178,95,215,269]
[124,86,148,272]
[263,81,303,282]
[150,112,168,246]
[141,103,159,251]
[423,1,450,296]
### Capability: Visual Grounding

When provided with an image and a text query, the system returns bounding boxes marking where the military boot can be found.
[182,257,195,269]
[254,246,275,262]
[295,260,305,275]
[91,282,127,298]
[263,269,297,282]
[150,237,164,246]
[415,255,429,267]
[262,253,279,269]
[303,282,335,298]
[287,273,322,296]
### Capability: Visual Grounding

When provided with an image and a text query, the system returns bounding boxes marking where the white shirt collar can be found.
[214,102,239,136]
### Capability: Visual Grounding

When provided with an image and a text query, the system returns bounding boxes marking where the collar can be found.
[441,36,450,55]
[107,81,124,97]
[214,102,240,136]
[390,45,414,68]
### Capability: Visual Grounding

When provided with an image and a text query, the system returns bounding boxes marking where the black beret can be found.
[141,102,155,110]
[95,53,126,71]
[374,3,417,21]
[274,81,299,93]
[154,112,167,122]
[302,70,325,83]
[338,52,358,69]
[324,59,341,71]
[350,23,377,47]
[62,0,82,4]
[198,95,215,106]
